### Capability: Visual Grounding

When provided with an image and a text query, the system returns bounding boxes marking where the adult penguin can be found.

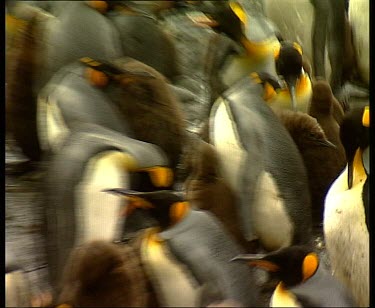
[193,1,280,89]
[232,245,355,307]
[209,73,312,252]
[324,106,369,307]
[104,189,261,307]
[263,0,357,101]
[272,41,312,112]
[274,109,343,226]
[39,57,187,172]
[44,122,174,292]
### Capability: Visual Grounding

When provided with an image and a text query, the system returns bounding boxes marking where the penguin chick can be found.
[57,240,153,307]
[184,140,249,249]
[6,10,42,162]
[106,58,187,171]
[309,79,345,126]
[275,110,343,226]
[231,245,355,307]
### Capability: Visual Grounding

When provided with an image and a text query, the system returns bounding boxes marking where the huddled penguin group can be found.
[5,0,369,307]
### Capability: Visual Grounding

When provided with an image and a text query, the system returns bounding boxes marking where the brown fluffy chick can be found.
[309,79,345,126]
[6,13,42,162]
[308,79,346,166]
[275,110,346,227]
[184,140,250,250]
[108,58,187,171]
[57,240,157,307]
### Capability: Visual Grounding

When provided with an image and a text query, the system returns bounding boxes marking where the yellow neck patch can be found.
[293,42,303,55]
[362,106,370,127]
[263,82,278,101]
[302,253,319,281]
[140,167,173,188]
[241,37,280,59]
[271,282,301,307]
[351,148,367,188]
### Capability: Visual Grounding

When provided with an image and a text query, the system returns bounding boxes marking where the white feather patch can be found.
[75,151,129,244]
[324,166,369,307]
[210,98,246,191]
[251,171,293,251]
[141,228,201,307]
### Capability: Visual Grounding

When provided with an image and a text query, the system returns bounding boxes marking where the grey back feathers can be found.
[159,210,260,307]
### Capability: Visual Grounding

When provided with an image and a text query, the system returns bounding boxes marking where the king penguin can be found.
[271,41,312,112]
[324,106,369,307]
[232,245,356,307]
[209,73,312,252]
[104,188,261,307]
[194,1,281,89]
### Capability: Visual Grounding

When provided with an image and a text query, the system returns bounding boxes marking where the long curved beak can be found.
[314,139,336,149]
[286,77,297,111]
[230,254,267,262]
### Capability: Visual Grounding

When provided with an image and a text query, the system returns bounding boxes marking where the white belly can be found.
[324,166,369,307]
[75,151,130,244]
[251,171,293,251]
[210,98,246,191]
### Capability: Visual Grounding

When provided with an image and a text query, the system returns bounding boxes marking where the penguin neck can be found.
[152,201,191,230]
[350,148,367,187]
[271,282,301,307]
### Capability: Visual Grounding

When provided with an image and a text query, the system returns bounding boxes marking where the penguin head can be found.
[193,1,244,43]
[275,41,304,110]
[103,189,188,228]
[231,245,319,288]
[340,106,370,188]
[277,110,336,150]
[310,80,335,114]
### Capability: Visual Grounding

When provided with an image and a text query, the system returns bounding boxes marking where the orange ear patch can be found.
[302,253,319,281]
[170,202,190,224]
[86,1,108,14]
[293,42,303,55]
[85,68,109,87]
[362,106,370,127]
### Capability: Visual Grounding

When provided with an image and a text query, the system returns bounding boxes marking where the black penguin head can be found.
[231,245,319,288]
[196,1,244,43]
[103,189,187,228]
[340,106,370,188]
[275,41,303,110]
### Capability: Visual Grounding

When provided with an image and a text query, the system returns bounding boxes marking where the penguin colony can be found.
[5,1,369,307]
